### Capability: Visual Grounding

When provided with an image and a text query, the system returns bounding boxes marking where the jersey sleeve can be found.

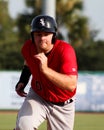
[60,44,78,75]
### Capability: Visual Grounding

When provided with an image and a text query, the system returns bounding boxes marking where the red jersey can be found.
[22,39,78,102]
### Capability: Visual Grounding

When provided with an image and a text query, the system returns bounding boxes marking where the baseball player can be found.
[14,15,78,130]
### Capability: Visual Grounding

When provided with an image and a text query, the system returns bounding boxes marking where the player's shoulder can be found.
[22,39,33,49]
[24,39,32,46]
[22,39,32,52]
[56,39,74,50]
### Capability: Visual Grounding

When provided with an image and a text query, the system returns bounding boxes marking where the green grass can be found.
[0,112,16,130]
[0,111,104,130]
[74,112,104,130]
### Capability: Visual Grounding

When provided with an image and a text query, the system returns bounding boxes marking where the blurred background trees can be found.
[0,0,104,70]
[0,0,23,70]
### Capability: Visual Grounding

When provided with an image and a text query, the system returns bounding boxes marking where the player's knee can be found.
[15,127,36,130]
[16,118,35,130]
[14,128,20,130]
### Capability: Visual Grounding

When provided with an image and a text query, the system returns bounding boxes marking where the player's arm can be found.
[15,61,31,97]
[34,53,77,92]
[43,68,77,92]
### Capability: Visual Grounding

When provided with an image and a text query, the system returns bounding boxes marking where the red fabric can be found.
[22,39,78,102]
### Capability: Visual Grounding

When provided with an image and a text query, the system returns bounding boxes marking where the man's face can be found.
[33,32,53,53]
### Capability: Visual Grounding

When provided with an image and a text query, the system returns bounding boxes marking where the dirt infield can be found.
[0,110,18,114]
[0,110,104,114]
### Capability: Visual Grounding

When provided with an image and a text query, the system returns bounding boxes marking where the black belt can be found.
[50,99,73,106]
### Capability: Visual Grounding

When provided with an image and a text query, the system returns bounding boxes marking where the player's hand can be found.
[15,82,27,97]
[34,52,48,73]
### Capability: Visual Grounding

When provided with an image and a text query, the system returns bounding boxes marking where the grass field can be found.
[0,111,104,130]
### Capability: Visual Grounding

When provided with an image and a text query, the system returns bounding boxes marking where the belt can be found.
[50,99,73,106]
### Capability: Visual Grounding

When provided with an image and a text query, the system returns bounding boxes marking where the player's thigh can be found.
[47,101,75,130]
[16,89,46,129]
